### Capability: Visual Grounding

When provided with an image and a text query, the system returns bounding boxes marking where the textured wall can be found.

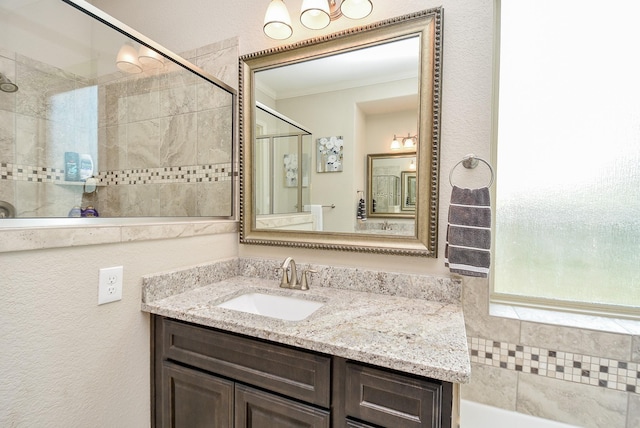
[0,232,238,427]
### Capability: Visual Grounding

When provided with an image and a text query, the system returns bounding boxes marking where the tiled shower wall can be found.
[0,37,236,218]
[461,276,640,428]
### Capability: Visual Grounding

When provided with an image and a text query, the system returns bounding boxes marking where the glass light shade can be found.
[340,0,373,20]
[138,45,164,69]
[390,136,401,150]
[300,0,331,30]
[403,135,416,149]
[264,0,293,40]
[116,44,142,74]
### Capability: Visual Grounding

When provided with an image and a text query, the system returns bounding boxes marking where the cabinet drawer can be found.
[345,363,444,428]
[162,318,331,407]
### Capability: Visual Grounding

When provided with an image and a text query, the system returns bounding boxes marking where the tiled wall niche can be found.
[0,37,235,218]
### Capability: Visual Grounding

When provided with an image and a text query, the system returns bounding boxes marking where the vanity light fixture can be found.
[390,133,417,150]
[264,0,373,40]
[116,43,165,74]
[264,0,293,40]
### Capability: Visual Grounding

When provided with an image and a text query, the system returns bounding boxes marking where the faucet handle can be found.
[300,269,317,291]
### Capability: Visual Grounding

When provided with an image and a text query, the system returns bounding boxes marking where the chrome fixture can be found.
[0,73,18,93]
[264,0,373,40]
[276,257,316,290]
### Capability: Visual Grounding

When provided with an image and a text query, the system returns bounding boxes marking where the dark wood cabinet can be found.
[152,315,454,428]
[162,361,233,428]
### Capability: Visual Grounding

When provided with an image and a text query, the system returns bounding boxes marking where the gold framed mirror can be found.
[239,8,443,257]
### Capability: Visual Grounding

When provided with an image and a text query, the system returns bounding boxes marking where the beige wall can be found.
[3,0,637,427]
[0,232,238,427]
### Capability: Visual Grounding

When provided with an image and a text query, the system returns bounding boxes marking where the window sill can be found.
[490,303,640,336]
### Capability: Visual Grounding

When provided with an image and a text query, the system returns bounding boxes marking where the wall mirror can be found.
[0,0,234,221]
[239,8,442,257]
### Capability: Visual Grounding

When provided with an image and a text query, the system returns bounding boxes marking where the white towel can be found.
[303,204,323,231]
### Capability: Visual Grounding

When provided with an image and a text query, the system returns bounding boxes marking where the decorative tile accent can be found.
[0,163,65,183]
[469,336,639,394]
[0,162,233,185]
[97,163,233,185]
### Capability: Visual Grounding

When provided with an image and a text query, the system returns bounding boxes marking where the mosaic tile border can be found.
[469,336,639,394]
[0,162,233,185]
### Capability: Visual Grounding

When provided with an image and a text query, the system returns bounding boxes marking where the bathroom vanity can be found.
[142,260,470,428]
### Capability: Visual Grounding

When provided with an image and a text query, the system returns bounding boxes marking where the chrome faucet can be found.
[276,257,316,290]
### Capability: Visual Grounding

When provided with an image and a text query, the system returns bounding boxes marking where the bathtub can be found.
[460,400,580,428]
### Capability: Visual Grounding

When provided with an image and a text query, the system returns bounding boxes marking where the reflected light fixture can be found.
[116,43,142,74]
[390,133,417,150]
[264,0,373,40]
[117,43,165,74]
[402,133,417,149]
[138,45,164,69]
[409,159,416,170]
[390,135,402,150]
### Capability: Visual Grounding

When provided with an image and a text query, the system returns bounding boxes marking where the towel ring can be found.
[449,154,494,188]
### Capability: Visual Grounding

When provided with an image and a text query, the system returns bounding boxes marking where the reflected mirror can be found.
[367,153,416,218]
[240,9,443,256]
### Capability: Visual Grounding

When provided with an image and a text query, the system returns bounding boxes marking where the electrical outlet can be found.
[98,266,123,305]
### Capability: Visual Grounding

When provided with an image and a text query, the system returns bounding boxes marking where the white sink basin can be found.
[216,292,324,321]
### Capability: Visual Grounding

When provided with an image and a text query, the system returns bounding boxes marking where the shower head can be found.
[0,73,18,93]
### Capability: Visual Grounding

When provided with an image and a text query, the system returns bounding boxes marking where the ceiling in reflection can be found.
[255,36,420,101]
[1,0,131,79]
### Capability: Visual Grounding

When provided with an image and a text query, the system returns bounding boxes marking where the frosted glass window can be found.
[493,0,640,312]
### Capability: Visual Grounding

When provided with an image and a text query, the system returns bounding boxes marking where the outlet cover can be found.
[98,266,123,305]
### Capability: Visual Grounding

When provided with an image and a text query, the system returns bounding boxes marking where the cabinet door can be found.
[162,361,234,428]
[235,384,329,428]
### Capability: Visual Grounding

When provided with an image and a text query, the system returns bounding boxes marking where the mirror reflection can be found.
[367,152,416,218]
[240,9,443,256]
[0,0,234,219]
[253,36,419,235]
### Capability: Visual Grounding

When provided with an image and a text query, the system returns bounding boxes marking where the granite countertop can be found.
[141,270,470,384]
